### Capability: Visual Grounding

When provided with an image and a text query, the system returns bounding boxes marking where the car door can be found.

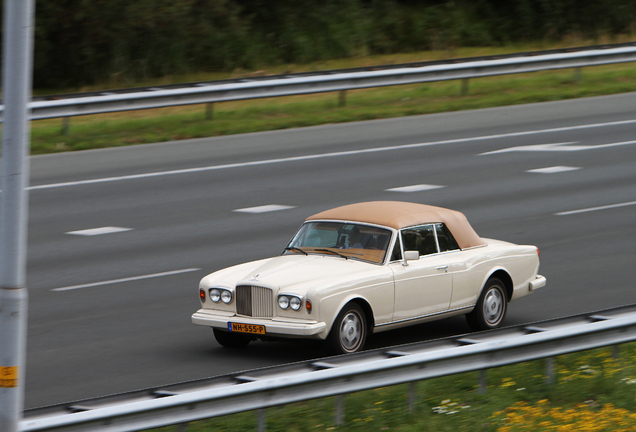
[389,224,453,321]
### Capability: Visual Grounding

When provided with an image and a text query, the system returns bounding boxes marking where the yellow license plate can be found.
[228,322,266,335]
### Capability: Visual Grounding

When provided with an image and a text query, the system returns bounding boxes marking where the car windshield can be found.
[285,222,392,264]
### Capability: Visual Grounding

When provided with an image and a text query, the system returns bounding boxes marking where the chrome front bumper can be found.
[192,309,327,337]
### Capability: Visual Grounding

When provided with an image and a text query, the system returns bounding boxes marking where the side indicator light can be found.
[199,289,206,302]
[306,299,312,314]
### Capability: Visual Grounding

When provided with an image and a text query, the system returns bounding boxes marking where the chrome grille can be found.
[236,285,273,317]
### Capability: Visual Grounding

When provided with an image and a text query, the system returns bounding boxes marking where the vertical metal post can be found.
[478,369,487,394]
[61,117,71,135]
[574,67,582,82]
[205,103,214,120]
[407,381,416,413]
[0,0,35,431]
[338,90,346,107]
[335,394,345,426]
[545,357,555,385]
[461,78,469,96]
[256,408,267,432]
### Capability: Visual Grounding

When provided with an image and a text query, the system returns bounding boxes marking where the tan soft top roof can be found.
[307,201,485,249]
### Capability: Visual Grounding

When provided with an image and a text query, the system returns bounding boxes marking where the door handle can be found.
[436,265,449,272]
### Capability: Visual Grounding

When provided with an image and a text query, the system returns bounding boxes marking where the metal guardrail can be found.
[26,41,636,102]
[21,303,636,432]
[2,44,636,122]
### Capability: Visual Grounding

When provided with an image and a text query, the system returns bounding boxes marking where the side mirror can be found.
[404,251,420,262]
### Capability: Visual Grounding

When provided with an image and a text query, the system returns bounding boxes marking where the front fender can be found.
[319,294,374,338]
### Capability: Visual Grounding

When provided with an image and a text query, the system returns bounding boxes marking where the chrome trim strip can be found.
[376,305,475,327]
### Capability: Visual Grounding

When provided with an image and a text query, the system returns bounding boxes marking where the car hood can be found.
[200,254,388,296]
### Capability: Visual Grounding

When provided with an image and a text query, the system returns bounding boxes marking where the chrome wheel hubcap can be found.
[340,312,362,351]
[483,287,504,325]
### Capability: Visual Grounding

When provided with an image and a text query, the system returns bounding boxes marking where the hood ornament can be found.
[252,274,260,280]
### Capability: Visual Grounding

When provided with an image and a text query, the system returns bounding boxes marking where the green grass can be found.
[26,40,636,155]
[151,344,636,431]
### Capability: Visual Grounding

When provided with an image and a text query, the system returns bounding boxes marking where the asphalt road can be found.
[20,93,636,408]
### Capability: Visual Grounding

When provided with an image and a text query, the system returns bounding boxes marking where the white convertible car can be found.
[192,201,546,354]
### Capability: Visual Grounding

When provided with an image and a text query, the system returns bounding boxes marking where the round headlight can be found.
[209,289,221,303]
[278,296,289,309]
[290,296,302,311]
[221,290,232,304]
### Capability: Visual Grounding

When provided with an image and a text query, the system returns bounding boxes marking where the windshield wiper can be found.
[315,248,349,259]
[284,247,308,255]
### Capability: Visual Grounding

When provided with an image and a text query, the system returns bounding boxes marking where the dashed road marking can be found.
[556,200,636,216]
[66,226,133,236]
[527,166,580,174]
[386,184,445,193]
[234,205,296,214]
[52,268,201,291]
[481,139,636,155]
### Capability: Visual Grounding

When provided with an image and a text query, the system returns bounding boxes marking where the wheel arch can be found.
[349,297,375,333]
[488,269,513,301]
[326,296,375,335]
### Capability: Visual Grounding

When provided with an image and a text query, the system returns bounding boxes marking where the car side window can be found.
[435,223,460,252]
[400,224,439,256]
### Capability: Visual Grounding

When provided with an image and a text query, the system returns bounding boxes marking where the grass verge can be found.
[152,344,636,431]
[27,42,636,155]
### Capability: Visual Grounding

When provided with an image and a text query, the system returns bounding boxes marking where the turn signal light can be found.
[199,289,206,302]
[306,299,312,314]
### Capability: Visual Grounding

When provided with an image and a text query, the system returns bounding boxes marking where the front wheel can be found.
[466,277,507,331]
[327,303,367,354]
[213,328,251,348]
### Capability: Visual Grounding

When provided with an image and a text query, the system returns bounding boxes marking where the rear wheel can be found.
[466,277,507,331]
[213,328,251,348]
[327,303,367,354]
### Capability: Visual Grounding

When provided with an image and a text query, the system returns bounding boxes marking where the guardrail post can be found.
[176,422,188,432]
[205,103,214,120]
[461,78,469,96]
[613,344,620,359]
[545,357,555,385]
[61,117,70,135]
[335,394,345,426]
[338,90,346,107]
[478,369,487,394]
[407,381,417,413]
[256,408,267,432]
[574,67,582,82]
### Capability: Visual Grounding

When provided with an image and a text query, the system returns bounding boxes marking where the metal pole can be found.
[205,103,213,121]
[407,381,416,413]
[545,357,555,385]
[334,394,345,426]
[0,0,35,431]
[338,90,346,107]
[461,78,469,96]
[478,369,487,394]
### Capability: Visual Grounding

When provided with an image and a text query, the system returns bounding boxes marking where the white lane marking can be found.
[527,166,580,174]
[481,139,636,155]
[27,119,636,191]
[234,205,296,213]
[386,184,445,192]
[66,226,133,236]
[556,201,636,216]
[52,268,201,291]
